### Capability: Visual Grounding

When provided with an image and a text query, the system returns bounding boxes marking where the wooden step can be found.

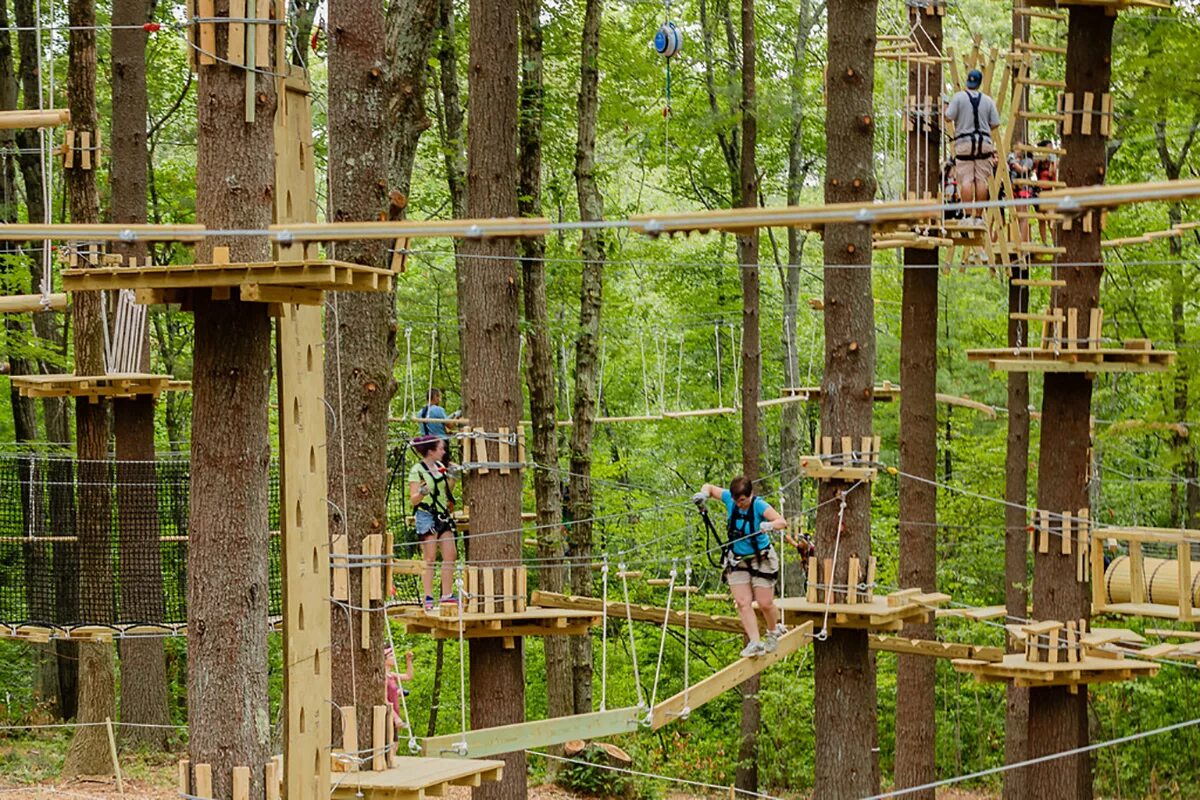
[1017,77,1067,89]
[1014,41,1067,56]
[1011,312,1062,322]
[1015,8,1066,22]
[1012,278,1067,287]
[1013,178,1067,189]
[1019,244,1067,255]
[1017,110,1068,122]
[1018,143,1067,156]
[1016,212,1065,222]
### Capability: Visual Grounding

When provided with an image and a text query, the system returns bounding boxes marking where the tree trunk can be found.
[327,0,433,757]
[814,1,878,797]
[735,0,761,793]
[462,4,525,798]
[894,5,940,796]
[1003,5,1032,797]
[62,0,117,774]
[187,3,278,794]
[779,0,819,520]
[517,0,571,741]
[1028,9,1113,799]
[567,0,606,720]
[111,0,170,749]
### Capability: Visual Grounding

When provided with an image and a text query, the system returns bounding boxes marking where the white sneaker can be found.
[764,633,779,653]
[770,623,787,637]
[740,640,766,658]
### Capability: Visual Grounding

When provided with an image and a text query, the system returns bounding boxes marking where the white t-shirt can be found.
[945,90,1001,145]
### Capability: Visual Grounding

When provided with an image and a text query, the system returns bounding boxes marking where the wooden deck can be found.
[61,257,393,305]
[394,605,602,643]
[776,590,949,632]
[966,343,1175,374]
[953,651,1159,691]
[329,756,503,800]
[9,373,189,401]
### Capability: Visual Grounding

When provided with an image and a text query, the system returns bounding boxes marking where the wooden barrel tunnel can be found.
[1103,555,1200,607]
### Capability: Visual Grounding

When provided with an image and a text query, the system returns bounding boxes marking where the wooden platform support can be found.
[421,706,642,758]
[9,373,188,401]
[395,605,602,643]
[0,109,69,129]
[776,588,949,632]
[967,340,1175,375]
[800,435,881,481]
[0,293,67,313]
[328,757,504,800]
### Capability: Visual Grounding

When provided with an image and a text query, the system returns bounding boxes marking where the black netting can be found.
[0,454,283,627]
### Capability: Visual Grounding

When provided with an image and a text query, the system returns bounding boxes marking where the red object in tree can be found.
[143,22,161,32]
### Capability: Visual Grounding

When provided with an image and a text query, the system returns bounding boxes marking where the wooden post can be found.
[372,705,387,770]
[194,764,213,799]
[232,766,250,800]
[104,718,124,796]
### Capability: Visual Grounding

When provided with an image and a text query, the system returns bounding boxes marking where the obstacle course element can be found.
[422,707,643,759]
[968,339,1175,374]
[1028,508,1093,582]
[870,634,1003,663]
[328,757,504,800]
[0,293,67,313]
[395,604,602,644]
[1092,527,1200,622]
[954,618,1159,692]
[9,373,189,401]
[777,579,949,632]
[800,435,882,481]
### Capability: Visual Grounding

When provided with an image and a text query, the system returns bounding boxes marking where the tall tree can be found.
[567,0,606,717]
[111,0,170,749]
[814,0,878,797]
[894,5,941,796]
[327,0,436,755]
[461,3,526,799]
[1004,5,1032,798]
[735,0,762,793]
[186,3,278,795]
[62,0,116,775]
[1027,8,1114,798]
[517,0,571,737]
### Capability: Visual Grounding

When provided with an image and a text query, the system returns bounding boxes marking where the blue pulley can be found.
[654,21,682,58]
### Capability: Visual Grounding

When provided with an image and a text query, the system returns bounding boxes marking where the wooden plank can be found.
[255,0,270,67]
[1081,92,1094,136]
[498,427,510,475]
[502,567,515,614]
[531,591,745,635]
[229,0,245,65]
[373,706,388,770]
[265,760,280,800]
[1101,92,1113,137]
[195,764,213,799]
[421,706,642,758]
[233,766,251,800]
[240,283,324,305]
[1130,544,1146,604]
[847,557,860,605]
[178,760,190,795]
[806,557,818,603]
[483,568,495,614]
[649,622,813,729]
[197,0,216,64]
[80,130,92,171]
[343,707,359,771]
[1062,92,1074,136]
[1179,540,1193,621]
[329,758,504,800]
[0,109,69,130]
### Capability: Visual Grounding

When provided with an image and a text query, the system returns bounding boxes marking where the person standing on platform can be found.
[945,69,1001,226]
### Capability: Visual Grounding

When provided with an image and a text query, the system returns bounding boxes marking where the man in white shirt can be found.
[944,69,1001,224]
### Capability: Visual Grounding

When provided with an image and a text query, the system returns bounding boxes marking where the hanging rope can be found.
[645,561,677,723]
[681,559,692,720]
[453,570,469,755]
[401,326,416,419]
[817,490,851,640]
[714,324,724,407]
[619,563,646,709]
[600,557,609,711]
[425,328,438,409]
[639,326,652,416]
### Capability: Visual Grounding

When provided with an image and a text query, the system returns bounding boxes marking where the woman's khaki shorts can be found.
[725,548,779,590]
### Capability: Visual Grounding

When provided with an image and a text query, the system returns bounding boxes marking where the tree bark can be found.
[517,0,571,741]
[735,0,761,792]
[814,2,878,797]
[327,0,433,757]
[62,0,117,775]
[1003,5,1031,797]
[111,0,170,749]
[1027,9,1113,799]
[567,0,606,719]
[895,5,941,796]
[462,3,526,798]
[187,3,278,794]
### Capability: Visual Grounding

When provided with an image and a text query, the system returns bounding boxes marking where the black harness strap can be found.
[414,460,453,515]
[953,91,990,159]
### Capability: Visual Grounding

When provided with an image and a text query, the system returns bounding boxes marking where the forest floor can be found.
[0,738,998,799]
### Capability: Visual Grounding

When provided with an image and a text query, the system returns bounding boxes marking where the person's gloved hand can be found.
[759,520,775,533]
[692,491,708,506]
[418,484,430,496]
[450,409,462,419]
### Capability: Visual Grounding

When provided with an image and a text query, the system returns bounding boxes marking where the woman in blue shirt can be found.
[694,475,788,657]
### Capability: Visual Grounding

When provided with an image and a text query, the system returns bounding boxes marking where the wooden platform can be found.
[775,590,949,632]
[1028,0,1170,9]
[966,343,1175,374]
[9,373,189,401]
[1,618,283,643]
[953,651,1158,691]
[329,757,503,800]
[870,634,1003,663]
[394,605,602,643]
[61,258,394,305]
[532,590,748,635]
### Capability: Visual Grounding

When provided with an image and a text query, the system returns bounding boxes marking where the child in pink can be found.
[385,647,414,728]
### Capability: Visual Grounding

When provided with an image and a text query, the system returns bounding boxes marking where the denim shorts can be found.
[414,509,435,537]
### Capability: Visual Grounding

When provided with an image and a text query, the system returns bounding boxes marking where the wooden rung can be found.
[1017,110,1067,122]
[1017,77,1066,89]
[1011,312,1061,322]
[1011,278,1066,287]
[1015,7,1065,21]
[1013,40,1066,56]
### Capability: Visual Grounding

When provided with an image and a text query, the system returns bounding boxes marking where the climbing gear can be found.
[953,90,995,161]
[414,460,455,521]
[696,496,779,583]
[653,21,682,58]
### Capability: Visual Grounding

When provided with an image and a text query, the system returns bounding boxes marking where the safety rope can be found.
[600,557,609,711]
[817,491,850,640]
[619,562,645,709]
[645,561,677,722]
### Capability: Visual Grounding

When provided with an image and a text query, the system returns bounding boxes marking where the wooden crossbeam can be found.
[649,622,813,729]
[420,706,642,758]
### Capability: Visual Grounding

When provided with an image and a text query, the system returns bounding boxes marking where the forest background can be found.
[0,0,1199,796]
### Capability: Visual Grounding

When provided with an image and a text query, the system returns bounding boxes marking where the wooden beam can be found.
[420,706,642,758]
[649,622,813,729]
[531,591,746,634]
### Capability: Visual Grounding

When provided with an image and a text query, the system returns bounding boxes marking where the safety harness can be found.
[953,91,992,161]
[697,498,778,583]
[414,460,454,516]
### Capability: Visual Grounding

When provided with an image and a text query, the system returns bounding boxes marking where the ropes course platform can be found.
[966,341,1175,374]
[777,587,950,632]
[1092,526,1200,622]
[531,590,746,634]
[9,373,189,401]
[329,756,504,800]
[393,605,602,642]
[870,634,1003,663]
[1,618,283,643]
[1027,0,1170,9]
[955,621,1159,692]
[61,253,394,307]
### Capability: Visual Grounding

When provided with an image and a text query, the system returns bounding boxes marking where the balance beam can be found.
[420,706,642,758]
[531,591,745,635]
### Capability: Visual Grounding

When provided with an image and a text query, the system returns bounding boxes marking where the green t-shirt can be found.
[408,461,450,509]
